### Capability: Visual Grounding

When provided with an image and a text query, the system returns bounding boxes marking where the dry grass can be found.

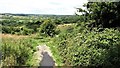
[57,23,75,31]
[1,34,29,39]
[57,23,74,27]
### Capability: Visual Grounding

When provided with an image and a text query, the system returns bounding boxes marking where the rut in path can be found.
[34,44,55,66]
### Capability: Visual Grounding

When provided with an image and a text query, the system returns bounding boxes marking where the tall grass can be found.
[1,34,37,66]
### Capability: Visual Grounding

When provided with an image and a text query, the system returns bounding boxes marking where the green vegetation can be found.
[1,37,34,66]
[77,2,120,29]
[1,35,51,66]
[1,2,120,68]
[38,19,56,37]
[53,28,120,67]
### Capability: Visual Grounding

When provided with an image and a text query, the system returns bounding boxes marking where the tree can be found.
[77,2,120,28]
[26,21,42,32]
[38,19,56,37]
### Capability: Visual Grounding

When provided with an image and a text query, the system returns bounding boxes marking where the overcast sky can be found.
[0,0,88,15]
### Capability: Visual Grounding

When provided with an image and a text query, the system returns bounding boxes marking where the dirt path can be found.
[34,44,55,66]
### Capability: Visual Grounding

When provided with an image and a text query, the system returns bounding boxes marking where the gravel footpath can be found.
[34,44,55,66]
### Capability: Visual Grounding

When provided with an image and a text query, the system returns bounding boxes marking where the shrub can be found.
[38,19,56,37]
[2,26,12,33]
[20,28,34,35]
[54,28,120,67]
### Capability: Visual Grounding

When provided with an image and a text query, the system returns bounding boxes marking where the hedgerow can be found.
[54,28,120,67]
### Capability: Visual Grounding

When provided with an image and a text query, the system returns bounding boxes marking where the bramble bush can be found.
[54,28,120,67]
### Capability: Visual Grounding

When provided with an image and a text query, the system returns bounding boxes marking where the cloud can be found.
[0,0,88,15]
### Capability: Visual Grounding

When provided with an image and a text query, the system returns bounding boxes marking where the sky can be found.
[0,0,88,15]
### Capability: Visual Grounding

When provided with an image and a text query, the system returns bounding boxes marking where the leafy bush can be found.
[20,28,34,35]
[38,19,56,37]
[54,28,120,67]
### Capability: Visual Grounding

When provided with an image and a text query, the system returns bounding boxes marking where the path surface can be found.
[34,44,55,66]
